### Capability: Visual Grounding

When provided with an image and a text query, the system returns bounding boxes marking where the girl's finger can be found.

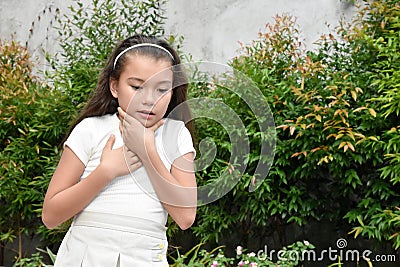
[124,147,140,159]
[125,149,136,159]
[104,134,115,151]
[127,157,141,166]
[117,107,126,120]
[128,161,142,172]
[125,150,142,167]
[130,155,140,163]
[118,107,133,127]
[119,120,123,133]
[119,108,141,128]
[150,119,165,132]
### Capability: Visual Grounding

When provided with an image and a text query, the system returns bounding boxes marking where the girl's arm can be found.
[142,148,197,230]
[119,108,197,230]
[42,135,139,229]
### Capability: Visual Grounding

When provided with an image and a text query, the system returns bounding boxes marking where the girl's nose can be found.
[141,88,155,106]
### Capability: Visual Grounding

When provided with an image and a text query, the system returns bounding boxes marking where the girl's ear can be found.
[110,78,118,98]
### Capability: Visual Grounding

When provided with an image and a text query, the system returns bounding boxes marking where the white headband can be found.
[113,43,175,69]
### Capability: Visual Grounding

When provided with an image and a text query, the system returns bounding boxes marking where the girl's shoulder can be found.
[76,113,118,128]
[163,118,185,127]
[156,118,195,161]
[158,118,186,134]
[70,114,119,138]
[157,118,191,141]
[64,114,119,165]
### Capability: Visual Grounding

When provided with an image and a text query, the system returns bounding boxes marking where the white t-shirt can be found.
[64,114,195,226]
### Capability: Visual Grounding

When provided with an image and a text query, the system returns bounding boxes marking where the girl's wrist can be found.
[97,163,116,182]
[137,138,156,162]
[144,133,155,146]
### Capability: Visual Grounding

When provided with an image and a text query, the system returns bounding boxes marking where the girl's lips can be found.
[138,111,155,120]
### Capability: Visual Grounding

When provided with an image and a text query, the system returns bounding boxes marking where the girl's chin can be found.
[135,117,156,128]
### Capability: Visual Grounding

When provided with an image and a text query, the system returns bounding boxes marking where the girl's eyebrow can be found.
[127,77,145,83]
[128,77,172,86]
[157,80,173,85]
[127,77,172,85]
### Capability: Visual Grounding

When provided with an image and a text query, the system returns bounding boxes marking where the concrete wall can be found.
[165,0,355,62]
[1,0,356,71]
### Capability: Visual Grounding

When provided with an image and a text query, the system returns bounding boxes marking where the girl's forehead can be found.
[121,55,173,81]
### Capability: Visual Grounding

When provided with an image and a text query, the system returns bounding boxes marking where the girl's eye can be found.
[158,88,170,94]
[131,85,142,91]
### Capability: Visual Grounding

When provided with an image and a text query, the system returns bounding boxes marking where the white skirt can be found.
[54,211,169,267]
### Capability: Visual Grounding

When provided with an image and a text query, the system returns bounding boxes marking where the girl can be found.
[42,35,197,266]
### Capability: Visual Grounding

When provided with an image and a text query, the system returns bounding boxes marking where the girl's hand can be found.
[100,134,142,180]
[117,107,164,159]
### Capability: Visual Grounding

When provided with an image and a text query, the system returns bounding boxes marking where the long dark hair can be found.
[64,35,193,141]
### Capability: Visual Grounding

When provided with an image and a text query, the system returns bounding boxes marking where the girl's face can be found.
[110,55,173,127]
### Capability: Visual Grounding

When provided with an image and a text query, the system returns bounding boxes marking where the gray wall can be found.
[1,0,356,72]
[165,0,355,62]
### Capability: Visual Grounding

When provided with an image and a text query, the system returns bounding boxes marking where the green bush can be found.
[47,0,168,107]
[342,0,400,249]
[0,38,74,263]
[189,0,399,252]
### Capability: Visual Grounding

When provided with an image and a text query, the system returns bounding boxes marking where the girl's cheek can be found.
[126,92,138,106]
[160,92,172,105]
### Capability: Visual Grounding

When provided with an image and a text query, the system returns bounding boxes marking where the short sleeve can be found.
[157,119,196,168]
[64,119,93,166]
[177,124,196,158]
